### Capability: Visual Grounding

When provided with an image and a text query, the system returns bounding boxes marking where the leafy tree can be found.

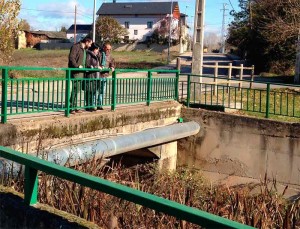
[19,19,30,31]
[0,0,21,64]
[60,26,67,32]
[95,16,128,43]
[227,0,299,74]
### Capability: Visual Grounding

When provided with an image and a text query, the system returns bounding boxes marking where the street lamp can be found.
[167,0,173,64]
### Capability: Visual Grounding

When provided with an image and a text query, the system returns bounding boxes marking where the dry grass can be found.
[11,49,176,68]
[2,158,300,228]
[8,49,177,78]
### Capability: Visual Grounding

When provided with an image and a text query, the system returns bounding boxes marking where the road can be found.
[173,52,297,90]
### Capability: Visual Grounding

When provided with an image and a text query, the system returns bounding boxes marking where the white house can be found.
[66,24,92,42]
[96,1,182,42]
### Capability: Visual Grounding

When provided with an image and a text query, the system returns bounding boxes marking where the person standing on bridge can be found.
[84,43,101,111]
[68,37,93,114]
[96,42,115,110]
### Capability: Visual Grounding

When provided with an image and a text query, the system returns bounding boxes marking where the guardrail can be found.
[0,66,179,123]
[0,146,253,228]
[179,74,300,119]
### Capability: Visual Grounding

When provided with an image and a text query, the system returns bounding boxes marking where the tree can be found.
[19,19,30,31]
[60,26,67,32]
[204,32,220,52]
[227,0,299,74]
[95,16,128,43]
[0,0,21,64]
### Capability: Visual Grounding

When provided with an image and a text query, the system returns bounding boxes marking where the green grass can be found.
[189,84,300,122]
[9,49,178,78]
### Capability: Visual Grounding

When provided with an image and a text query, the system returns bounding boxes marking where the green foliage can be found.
[95,16,128,44]
[227,0,299,75]
[0,0,21,65]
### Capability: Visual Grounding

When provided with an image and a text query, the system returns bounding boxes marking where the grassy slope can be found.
[11,49,176,68]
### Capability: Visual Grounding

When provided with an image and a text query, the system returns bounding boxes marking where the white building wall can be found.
[113,15,165,41]
[66,33,89,42]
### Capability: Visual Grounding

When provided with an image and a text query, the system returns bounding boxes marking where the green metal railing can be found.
[0,146,253,228]
[0,66,179,123]
[179,74,300,119]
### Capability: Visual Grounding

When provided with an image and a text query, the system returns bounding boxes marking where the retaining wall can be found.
[179,108,300,185]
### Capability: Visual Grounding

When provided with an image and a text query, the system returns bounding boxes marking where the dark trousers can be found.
[70,73,83,110]
[84,79,97,108]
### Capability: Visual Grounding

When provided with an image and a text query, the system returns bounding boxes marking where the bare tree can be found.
[19,19,30,31]
[254,0,300,46]
[204,32,220,52]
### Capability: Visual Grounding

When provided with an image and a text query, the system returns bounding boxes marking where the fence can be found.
[0,66,179,123]
[179,74,300,119]
[202,62,255,90]
[0,146,253,228]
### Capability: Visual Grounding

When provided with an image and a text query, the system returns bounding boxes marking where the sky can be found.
[19,0,240,36]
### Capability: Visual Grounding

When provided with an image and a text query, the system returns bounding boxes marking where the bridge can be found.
[1,65,300,228]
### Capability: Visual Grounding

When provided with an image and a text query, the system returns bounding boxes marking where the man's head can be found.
[81,37,93,49]
[103,42,112,55]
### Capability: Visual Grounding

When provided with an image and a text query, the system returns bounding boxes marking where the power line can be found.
[21,7,93,19]
[228,0,235,11]
[21,7,74,14]
[77,12,93,19]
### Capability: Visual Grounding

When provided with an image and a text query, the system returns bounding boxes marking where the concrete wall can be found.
[1,101,181,155]
[179,108,300,185]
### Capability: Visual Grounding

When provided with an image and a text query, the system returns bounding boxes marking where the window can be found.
[125,21,129,29]
[124,36,129,43]
[147,21,153,29]
[134,30,138,35]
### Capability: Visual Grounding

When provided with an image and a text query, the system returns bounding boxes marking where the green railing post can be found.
[111,70,117,111]
[24,166,38,205]
[265,83,270,118]
[1,68,8,123]
[175,70,179,101]
[146,71,152,106]
[187,74,191,107]
[65,69,71,117]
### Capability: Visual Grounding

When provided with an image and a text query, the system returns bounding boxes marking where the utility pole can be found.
[295,29,300,84]
[192,0,206,76]
[167,0,174,64]
[220,3,228,53]
[74,5,77,44]
[92,0,96,42]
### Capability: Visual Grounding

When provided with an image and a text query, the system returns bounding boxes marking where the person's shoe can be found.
[97,107,104,110]
[70,110,76,114]
[75,109,83,113]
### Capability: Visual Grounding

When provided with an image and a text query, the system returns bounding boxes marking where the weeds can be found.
[1,158,300,228]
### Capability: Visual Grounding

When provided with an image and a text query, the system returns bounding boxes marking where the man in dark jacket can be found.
[68,37,93,114]
[97,42,115,110]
